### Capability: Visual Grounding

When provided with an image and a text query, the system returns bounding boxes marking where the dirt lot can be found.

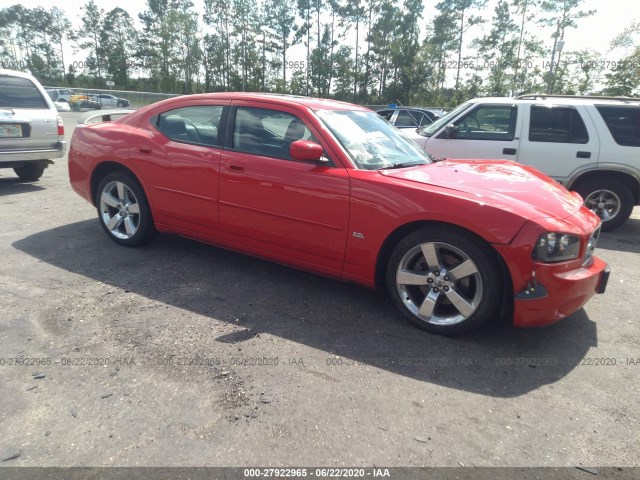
[1,112,639,470]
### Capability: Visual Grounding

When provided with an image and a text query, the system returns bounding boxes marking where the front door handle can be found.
[229,164,245,172]
[577,151,591,159]
[503,148,517,155]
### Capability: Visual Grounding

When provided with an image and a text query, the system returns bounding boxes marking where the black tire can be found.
[386,225,502,335]
[95,172,157,247]
[574,178,634,231]
[117,101,125,107]
[14,162,46,181]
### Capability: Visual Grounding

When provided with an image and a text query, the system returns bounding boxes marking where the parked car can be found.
[0,69,66,180]
[404,94,640,230]
[45,88,74,103]
[90,93,130,108]
[68,93,608,335]
[53,100,71,112]
[377,106,442,129]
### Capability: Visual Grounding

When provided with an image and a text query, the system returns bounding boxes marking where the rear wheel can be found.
[386,226,502,335]
[96,172,157,247]
[14,162,46,181]
[575,178,634,231]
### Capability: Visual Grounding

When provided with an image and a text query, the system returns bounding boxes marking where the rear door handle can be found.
[138,147,152,155]
[577,151,591,159]
[503,148,517,155]
[229,164,245,172]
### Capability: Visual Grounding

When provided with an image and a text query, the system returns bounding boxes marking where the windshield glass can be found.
[315,109,431,170]
[420,101,474,137]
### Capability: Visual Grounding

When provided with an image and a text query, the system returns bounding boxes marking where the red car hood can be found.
[380,159,584,220]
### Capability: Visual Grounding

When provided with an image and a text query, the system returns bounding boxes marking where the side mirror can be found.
[444,124,458,139]
[290,140,327,163]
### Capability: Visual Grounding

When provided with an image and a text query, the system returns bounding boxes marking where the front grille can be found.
[583,225,601,266]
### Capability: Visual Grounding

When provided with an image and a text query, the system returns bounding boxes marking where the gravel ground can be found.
[0,112,638,471]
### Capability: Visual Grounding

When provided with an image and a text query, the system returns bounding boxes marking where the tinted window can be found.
[454,105,517,140]
[377,110,394,121]
[233,107,315,160]
[596,105,640,147]
[0,76,48,109]
[395,111,421,127]
[529,106,589,144]
[157,105,225,147]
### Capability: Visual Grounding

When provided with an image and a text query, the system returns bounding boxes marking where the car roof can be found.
[0,68,39,81]
[469,95,640,106]
[178,92,369,111]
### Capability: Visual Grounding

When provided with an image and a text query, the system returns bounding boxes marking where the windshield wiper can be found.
[377,162,423,170]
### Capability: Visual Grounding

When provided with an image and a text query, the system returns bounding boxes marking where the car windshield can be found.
[315,109,432,170]
[419,101,474,137]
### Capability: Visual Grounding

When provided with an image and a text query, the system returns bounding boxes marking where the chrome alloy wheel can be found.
[584,189,621,223]
[99,181,141,240]
[395,242,483,326]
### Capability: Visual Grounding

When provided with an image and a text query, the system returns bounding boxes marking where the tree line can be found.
[0,0,638,107]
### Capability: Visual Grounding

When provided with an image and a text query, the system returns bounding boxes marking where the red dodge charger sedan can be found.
[68,93,609,335]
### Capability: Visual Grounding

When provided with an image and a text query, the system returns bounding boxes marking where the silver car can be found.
[0,69,66,181]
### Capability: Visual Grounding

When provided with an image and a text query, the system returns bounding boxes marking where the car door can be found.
[516,104,599,182]
[425,103,521,160]
[218,103,350,274]
[132,104,228,237]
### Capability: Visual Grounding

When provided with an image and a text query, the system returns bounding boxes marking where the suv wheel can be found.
[14,162,46,181]
[575,178,634,231]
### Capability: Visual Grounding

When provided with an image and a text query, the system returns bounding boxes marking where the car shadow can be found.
[598,218,640,254]
[0,177,46,196]
[13,220,598,398]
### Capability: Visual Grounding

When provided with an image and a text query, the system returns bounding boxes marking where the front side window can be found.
[232,107,316,160]
[395,111,421,127]
[595,105,640,147]
[0,76,48,109]
[157,105,225,147]
[453,105,517,140]
[529,105,589,144]
[316,109,431,170]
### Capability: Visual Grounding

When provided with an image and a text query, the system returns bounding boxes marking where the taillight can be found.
[57,115,64,136]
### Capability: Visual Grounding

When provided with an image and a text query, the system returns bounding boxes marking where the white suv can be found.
[0,69,66,181]
[405,95,640,230]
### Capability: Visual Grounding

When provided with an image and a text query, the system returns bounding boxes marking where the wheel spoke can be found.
[124,217,136,236]
[447,260,478,281]
[420,243,441,271]
[101,192,120,209]
[445,288,475,318]
[116,182,126,202]
[418,290,440,319]
[127,203,140,214]
[106,213,124,231]
[397,270,429,286]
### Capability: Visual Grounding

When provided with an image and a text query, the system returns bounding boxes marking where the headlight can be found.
[533,232,580,262]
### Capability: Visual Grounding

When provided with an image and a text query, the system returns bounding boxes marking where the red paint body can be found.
[68,93,608,328]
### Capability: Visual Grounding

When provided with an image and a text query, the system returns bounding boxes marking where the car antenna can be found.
[394,99,420,129]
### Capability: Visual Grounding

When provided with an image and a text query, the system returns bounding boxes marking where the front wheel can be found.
[386,226,502,335]
[575,178,634,231]
[14,162,46,181]
[96,172,157,247]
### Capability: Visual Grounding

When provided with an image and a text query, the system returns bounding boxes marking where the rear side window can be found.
[529,106,589,144]
[595,106,640,147]
[157,105,225,147]
[0,76,48,109]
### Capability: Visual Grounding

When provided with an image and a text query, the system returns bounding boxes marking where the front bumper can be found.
[0,141,67,163]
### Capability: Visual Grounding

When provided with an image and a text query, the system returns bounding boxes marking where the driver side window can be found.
[454,105,517,141]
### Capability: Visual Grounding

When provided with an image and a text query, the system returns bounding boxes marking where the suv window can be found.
[0,76,48,109]
[233,107,315,160]
[454,105,517,140]
[529,106,589,144]
[157,105,224,147]
[595,105,640,147]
